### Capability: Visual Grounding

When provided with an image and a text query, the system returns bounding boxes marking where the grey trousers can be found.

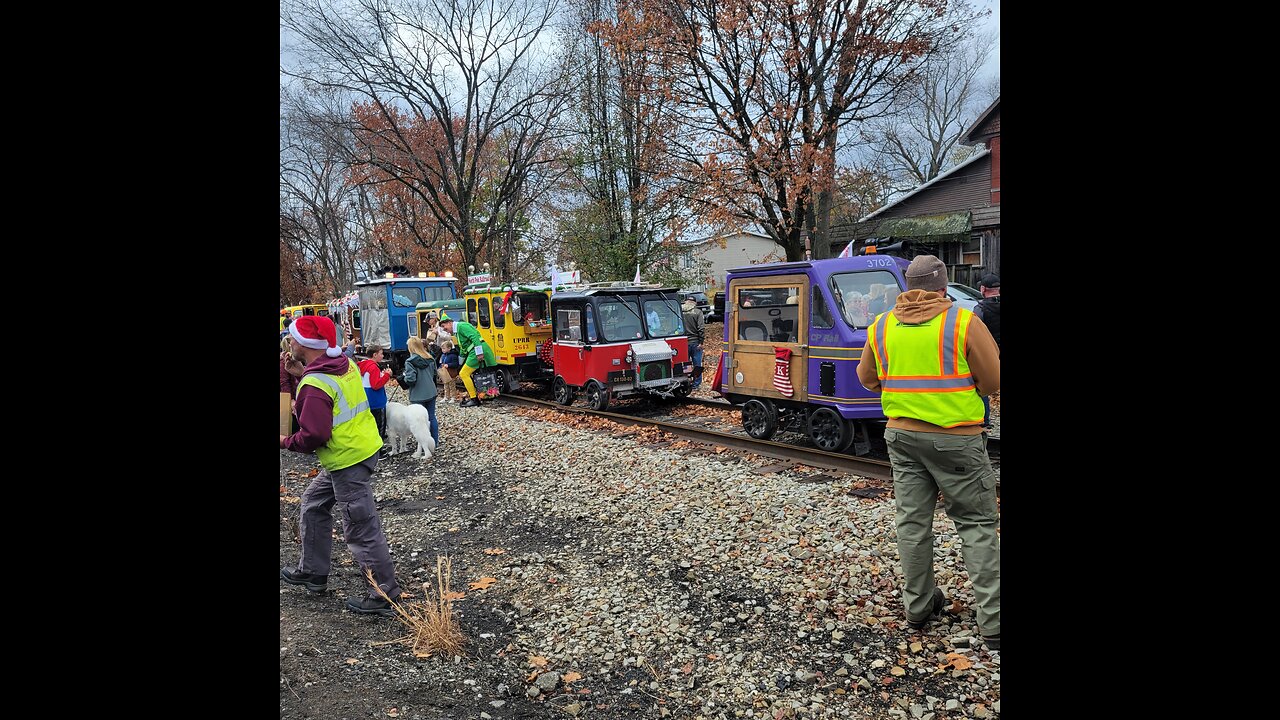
[296,453,401,599]
[884,428,1000,637]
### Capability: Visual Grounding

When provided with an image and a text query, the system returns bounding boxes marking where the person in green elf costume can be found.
[438,313,496,407]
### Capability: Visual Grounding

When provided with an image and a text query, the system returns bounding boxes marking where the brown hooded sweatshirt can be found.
[856,289,1000,436]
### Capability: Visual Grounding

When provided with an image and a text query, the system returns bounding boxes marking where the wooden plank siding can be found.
[878,154,991,219]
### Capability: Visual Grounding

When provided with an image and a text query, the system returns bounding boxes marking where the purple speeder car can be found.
[717,251,910,455]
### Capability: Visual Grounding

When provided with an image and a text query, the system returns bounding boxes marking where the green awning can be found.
[874,212,971,239]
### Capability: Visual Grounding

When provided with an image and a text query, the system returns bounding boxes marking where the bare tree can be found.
[280,85,371,298]
[281,0,573,278]
[544,0,704,286]
[596,0,986,261]
[865,29,997,194]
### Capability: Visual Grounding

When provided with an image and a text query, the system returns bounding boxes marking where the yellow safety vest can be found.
[297,359,383,470]
[867,305,984,428]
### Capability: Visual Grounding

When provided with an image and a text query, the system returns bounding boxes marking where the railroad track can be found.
[682,395,999,459]
[494,394,898,482]
[490,389,1000,491]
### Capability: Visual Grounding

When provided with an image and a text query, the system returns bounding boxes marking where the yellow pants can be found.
[460,363,477,399]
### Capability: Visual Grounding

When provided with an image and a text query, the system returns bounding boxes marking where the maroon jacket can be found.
[281,354,359,454]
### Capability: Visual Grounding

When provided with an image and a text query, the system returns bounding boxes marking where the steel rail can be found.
[494,394,897,482]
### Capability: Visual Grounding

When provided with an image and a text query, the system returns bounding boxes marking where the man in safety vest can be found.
[856,255,1001,651]
[279,315,403,617]
[438,313,496,408]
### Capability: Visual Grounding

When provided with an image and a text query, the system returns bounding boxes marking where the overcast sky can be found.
[979,0,1000,84]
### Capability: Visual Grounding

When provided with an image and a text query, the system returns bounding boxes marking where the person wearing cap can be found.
[856,254,1001,652]
[974,274,1000,349]
[681,297,706,389]
[974,274,1001,428]
[437,313,495,407]
[279,315,404,617]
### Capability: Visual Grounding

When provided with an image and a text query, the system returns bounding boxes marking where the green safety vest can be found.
[867,305,984,429]
[297,359,382,470]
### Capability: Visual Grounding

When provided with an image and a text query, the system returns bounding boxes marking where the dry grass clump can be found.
[367,556,466,658]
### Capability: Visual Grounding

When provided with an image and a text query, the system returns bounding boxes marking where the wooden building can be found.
[829,96,1001,286]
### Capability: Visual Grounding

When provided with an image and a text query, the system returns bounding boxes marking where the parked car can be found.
[679,291,713,321]
[711,291,726,322]
[946,282,982,311]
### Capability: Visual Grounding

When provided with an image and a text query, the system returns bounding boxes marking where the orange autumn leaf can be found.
[345,658,360,665]
[483,548,506,555]
[469,577,498,590]
[528,655,549,668]
[443,591,466,601]
[941,653,973,671]
[526,669,539,682]
[306,468,319,478]
[563,671,583,684]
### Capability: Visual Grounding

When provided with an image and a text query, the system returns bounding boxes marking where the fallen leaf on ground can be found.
[483,548,506,555]
[345,658,359,665]
[563,671,582,683]
[941,653,972,671]
[469,577,498,590]
[442,591,466,601]
[435,495,445,500]
[528,655,548,668]
[306,468,319,478]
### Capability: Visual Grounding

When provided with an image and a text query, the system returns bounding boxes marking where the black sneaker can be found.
[281,566,328,593]
[346,595,400,617]
[983,634,1000,651]
[906,586,947,629]
[459,398,480,408]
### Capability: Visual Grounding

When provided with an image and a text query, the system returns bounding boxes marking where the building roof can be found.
[862,148,991,221]
[680,229,773,247]
[962,96,1000,146]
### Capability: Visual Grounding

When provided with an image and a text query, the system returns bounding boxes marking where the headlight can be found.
[625,349,634,364]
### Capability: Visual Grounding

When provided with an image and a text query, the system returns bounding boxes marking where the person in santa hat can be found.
[279,315,403,616]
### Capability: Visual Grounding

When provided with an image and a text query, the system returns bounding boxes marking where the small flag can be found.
[838,239,857,258]
[633,263,641,284]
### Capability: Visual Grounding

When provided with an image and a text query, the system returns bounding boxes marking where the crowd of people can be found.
[280,265,1000,648]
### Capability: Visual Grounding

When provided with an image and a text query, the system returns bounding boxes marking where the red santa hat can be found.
[289,316,343,357]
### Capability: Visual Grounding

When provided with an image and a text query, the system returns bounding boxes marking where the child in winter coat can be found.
[438,340,461,403]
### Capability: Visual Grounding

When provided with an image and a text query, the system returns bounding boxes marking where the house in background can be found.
[679,229,783,292]
[828,96,1000,286]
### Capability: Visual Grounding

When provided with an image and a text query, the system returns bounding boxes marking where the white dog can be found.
[385,401,436,459]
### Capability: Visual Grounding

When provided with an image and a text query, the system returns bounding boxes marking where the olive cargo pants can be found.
[884,428,1000,637]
